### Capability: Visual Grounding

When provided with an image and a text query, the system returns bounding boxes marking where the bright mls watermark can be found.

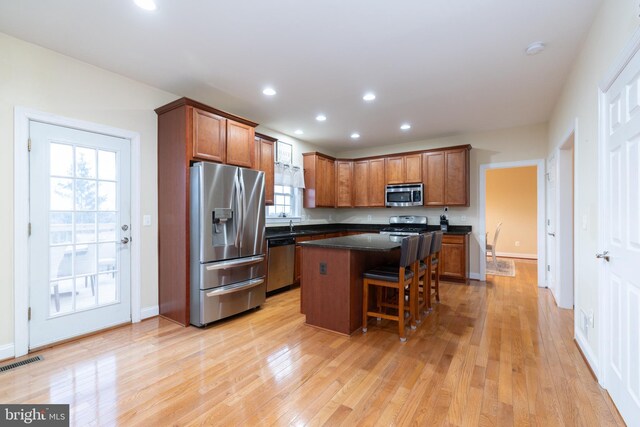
[0,404,69,426]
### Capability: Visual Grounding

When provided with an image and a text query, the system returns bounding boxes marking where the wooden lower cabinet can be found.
[439,234,469,282]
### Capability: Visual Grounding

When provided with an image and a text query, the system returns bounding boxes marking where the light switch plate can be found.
[143,215,151,226]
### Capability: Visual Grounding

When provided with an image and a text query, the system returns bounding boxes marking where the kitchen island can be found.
[299,234,402,335]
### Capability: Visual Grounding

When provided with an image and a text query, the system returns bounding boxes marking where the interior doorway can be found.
[478,159,546,285]
[554,132,575,309]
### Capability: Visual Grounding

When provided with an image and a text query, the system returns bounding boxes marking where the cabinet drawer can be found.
[442,234,465,244]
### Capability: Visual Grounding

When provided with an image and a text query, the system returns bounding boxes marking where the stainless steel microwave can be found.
[385,183,423,207]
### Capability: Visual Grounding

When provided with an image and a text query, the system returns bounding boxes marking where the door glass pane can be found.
[50,281,73,316]
[98,243,117,273]
[75,276,97,311]
[76,147,96,178]
[98,150,116,181]
[98,181,116,211]
[50,143,73,177]
[50,212,72,245]
[50,246,73,280]
[51,178,74,210]
[74,244,97,277]
[98,212,117,242]
[75,180,97,210]
[76,212,96,243]
[97,273,117,305]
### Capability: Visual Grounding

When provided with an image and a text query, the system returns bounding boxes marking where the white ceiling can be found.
[0,0,601,149]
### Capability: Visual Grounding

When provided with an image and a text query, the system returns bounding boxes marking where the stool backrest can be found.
[399,235,420,268]
[430,231,443,255]
[418,233,433,261]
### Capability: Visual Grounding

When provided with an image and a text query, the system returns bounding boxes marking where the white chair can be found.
[486,222,503,266]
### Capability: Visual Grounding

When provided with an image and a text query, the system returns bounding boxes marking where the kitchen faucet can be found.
[289,219,294,233]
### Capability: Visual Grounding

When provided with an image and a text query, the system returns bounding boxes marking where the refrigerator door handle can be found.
[238,169,246,248]
[205,278,265,297]
[205,255,265,270]
[234,173,243,248]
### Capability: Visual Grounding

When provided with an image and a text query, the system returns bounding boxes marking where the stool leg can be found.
[427,258,432,311]
[362,279,369,333]
[398,282,406,342]
[435,261,440,302]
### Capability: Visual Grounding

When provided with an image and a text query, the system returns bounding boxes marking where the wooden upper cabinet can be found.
[423,152,445,205]
[254,134,275,206]
[303,153,336,208]
[444,148,469,206]
[368,158,386,207]
[422,147,470,206]
[353,160,370,207]
[335,161,353,207]
[226,120,255,168]
[385,156,404,184]
[404,154,422,183]
[192,108,226,162]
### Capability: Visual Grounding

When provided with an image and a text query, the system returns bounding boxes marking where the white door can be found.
[546,155,557,295]
[601,46,640,426]
[29,121,131,349]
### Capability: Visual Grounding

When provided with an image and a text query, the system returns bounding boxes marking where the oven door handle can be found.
[206,278,265,297]
[205,255,265,271]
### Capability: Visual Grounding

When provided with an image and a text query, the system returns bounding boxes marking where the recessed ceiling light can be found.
[525,41,546,56]
[294,129,304,135]
[262,87,277,96]
[362,93,376,102]
[134,0,157,11]
[400,123,411,131]
[316,114,327,122]
[350,133,360,139]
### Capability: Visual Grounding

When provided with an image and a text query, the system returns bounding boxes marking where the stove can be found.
[379,215,428,236]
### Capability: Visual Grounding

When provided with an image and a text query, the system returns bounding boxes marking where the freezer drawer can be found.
[191,278,266,326]
[197,255,266,290]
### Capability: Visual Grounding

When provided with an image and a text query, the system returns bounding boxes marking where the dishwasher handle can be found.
[268,238,296,247]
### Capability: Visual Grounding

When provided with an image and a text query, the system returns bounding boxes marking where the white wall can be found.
[547,0,638,365]
[334,123,549,279]
[0,33,177,352]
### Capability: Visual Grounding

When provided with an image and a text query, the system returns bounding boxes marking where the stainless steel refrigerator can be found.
[190,162,266,326]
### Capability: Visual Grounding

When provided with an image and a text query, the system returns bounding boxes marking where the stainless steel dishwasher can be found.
[267,238,295,292]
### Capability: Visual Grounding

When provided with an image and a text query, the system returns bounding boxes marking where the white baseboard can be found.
[487,251,537,259]
[141,305,159,320]
[0,343,15,361]
[575,328,599,380]
[469,273,481,281]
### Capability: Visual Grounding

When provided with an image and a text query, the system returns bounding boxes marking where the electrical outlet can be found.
[367,215,372,221]
[582,214,588,230]
[515,241,520,247]
[329,215,333,221]
[460,215,467,222]
[319,262,327,275]
[588,310,595,327]
[143,215,151,226]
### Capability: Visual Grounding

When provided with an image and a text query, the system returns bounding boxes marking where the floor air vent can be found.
[0,355,43,373]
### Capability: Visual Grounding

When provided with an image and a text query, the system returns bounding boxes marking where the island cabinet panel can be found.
[335,160,354,207]
[368,158,386,206]
[254,134,275,205]
[444,148,469,206]
[301,247,397,335]
[404,153,423,183]
[353,160,370,207]
[192,108,227,163]
[439,234,469,282]
[423,152,445,205]
[303,153,336,208]
[226,120,255,168]
[385,156,404,184]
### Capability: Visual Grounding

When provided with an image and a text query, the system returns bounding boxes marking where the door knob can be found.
[596,251,610,262]
[122,224,129,231]
[548,232,556,237]
[121,237,130,244]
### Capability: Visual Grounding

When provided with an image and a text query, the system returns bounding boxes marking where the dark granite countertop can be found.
[298,233,403,251]
[265,223,471,239]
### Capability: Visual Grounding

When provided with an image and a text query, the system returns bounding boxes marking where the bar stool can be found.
[415,232,434,322]
[430,231,443,303]
[362,235,419,342]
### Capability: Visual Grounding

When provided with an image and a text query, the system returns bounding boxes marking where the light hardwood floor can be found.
[2,261,624,426]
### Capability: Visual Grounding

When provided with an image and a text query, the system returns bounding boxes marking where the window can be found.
[267,185,299,218]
